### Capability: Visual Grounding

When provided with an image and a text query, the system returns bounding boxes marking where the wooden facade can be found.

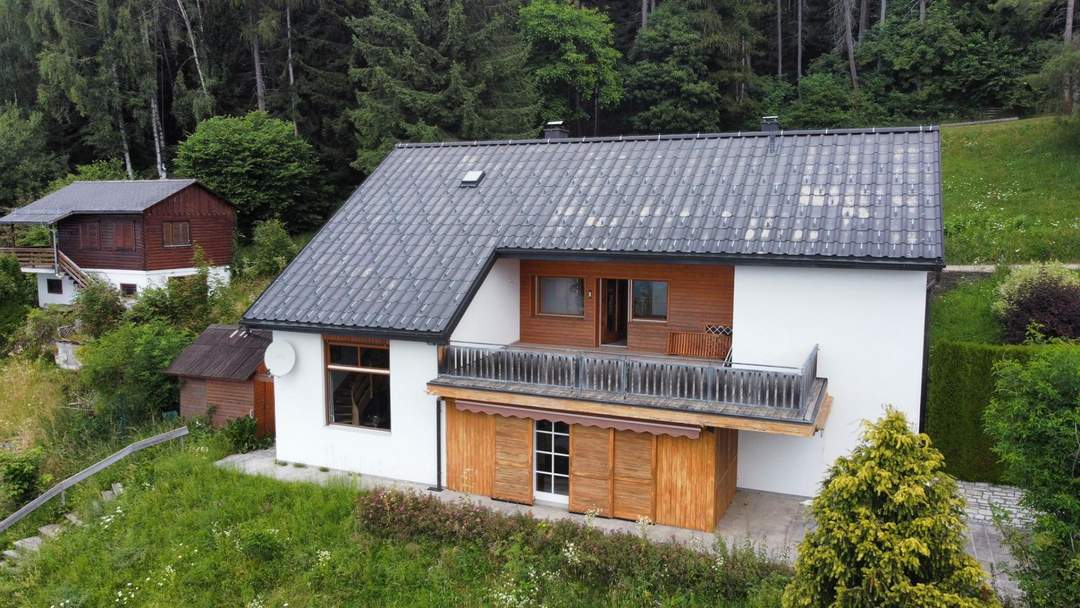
[55,183,234,271]
[444,397,739,531]
[519,260,734,354]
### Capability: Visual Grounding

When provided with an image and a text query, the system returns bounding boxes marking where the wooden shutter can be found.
[446,403,495,496]
[492,416,533,504]
[612,430,656,521]
[713,428,738,526]
[115,221,135,251]
[656,430,718,531]
[80,222,100,250]
[569,425,612,516]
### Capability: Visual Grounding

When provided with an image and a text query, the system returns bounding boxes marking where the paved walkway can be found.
[217,448,1019,599]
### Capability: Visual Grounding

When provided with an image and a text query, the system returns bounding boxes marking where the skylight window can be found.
[461,170,485,188]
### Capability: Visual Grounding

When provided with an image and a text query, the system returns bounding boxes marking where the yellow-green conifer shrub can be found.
[782,408,998,608]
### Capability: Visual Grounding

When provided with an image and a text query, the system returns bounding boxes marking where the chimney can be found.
[542,120,569,140]
[761,116,781,134]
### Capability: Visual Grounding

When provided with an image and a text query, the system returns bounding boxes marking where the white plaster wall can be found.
[450,258,520,345]
[36,273,78,306]
[271,331,440,485]
[86,265,231,294]
[731,266,928,497]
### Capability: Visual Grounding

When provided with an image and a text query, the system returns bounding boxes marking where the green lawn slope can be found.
[941,117,1080,264]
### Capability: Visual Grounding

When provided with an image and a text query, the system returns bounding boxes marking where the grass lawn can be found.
[0,436,788,607]
[941,116,1080,264]
[928,274,1003,345]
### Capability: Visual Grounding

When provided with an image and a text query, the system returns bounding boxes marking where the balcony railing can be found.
[0,246,54,270]
[438,342,822,413]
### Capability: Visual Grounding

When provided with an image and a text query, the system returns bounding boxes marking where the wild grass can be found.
[0,359,69,450]
[0,436,788,607]
[941,117,1080,264]
[929,274,1004,345]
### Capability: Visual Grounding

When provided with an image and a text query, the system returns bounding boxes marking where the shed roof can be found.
[165,324,272,381]
[243,127,944,339]
[0,179,201,224]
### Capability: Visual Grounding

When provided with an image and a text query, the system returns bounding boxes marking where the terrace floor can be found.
[217,447,1020,600]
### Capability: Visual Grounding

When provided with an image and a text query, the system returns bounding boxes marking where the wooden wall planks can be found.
[58,214,145,270]
[143,185,235,270]
[714,427,739,526]
[519,260,734,353]
[655,430,718,531]
[568,425,613,516]
[446,402,495,496]
[612,430,656,521]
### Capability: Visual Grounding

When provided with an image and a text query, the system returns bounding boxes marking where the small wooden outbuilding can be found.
[166,324,274,436]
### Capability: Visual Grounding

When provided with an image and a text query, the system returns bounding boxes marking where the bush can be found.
[6,305,76,360]
[239,219,298,278]
[46,158,129,193]
[125,251,211,332]
[925,340,1040,482]
[985,345,1080,605]
[79,322,192,425]
[220,416,271,454]
[73,279,125,339]
[991,262,1080,343]
[357,489,790,601]
[0,448,45,510]
[174,111,329,234]
[0,253,35,351]
[782,409,996,607]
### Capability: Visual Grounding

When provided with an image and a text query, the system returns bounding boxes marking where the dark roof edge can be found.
[395,125,940,149]
[494,248,945,271]
[239,318,447,344]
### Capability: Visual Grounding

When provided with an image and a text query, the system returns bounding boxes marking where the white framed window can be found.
[631,279,668,321]
[534,420,570,504]
[536,276,585,317]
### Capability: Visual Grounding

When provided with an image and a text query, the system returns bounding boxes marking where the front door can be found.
[599,278,628,346]
[534,420,570,504]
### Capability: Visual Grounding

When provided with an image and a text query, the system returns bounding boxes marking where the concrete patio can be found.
[217,447,1019,600]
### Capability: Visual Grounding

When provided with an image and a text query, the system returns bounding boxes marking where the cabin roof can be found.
[0,179,203,224]
[243,126,944,339]
[165,324,272,381]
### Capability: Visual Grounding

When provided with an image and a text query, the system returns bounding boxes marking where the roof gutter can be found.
[239,318,449,344]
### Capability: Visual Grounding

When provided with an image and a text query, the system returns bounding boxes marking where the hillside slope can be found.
[941,117,1080,264]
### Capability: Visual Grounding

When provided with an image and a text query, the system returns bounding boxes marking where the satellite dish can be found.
[264,340,296,377]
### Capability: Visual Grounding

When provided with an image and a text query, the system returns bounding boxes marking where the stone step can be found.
[111,482,124,496]
[38,524,63,539]
[2,549,20,561]
[13,536,42,553]
[100,490,115,502]
[64,513,84,527]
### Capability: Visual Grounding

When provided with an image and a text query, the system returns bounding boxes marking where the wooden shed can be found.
[166,324,274,436]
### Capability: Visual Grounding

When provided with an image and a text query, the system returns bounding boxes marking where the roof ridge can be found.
[67,178,196,184]
[395,125,939,149]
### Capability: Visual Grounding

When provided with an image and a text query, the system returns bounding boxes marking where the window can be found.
[536,277,585,317]
[79,222,100,250]
[631,280,668,321]
[120,283,137,297]
[111,221,136,252]
[325,341,391,430]
[534,420,570,502]
[46,278,63,295]
[163,221,191,247]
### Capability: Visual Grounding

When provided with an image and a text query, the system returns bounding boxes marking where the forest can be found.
[1,0,1077,227]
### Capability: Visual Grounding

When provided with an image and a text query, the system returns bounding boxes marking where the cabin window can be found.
[325,341,391,430]
[79,222,100,250]
[112,221,136,251]
[120,283,137,297]
[536,277,585,317]
[163,221,191,247]
[631,280,668,321]
[46,278,63,294]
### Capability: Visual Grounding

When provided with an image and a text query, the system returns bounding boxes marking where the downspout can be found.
[51,225,58,274]
[918,271,936,433]
[428,397,444,492]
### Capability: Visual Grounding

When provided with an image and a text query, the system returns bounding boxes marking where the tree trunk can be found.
[175,0,209,99]
[641,0,648,28]
[919,0,926,23]
[776,0,783,77]
[286,6,298,135]
[858,0,868,43]
[252,13,267,112]
[843,0,860,93]
[143,15,168,178]
[797,0,803,85]
[117,115,135,179]
[1066,0,1076,114]
[880,0,886,26]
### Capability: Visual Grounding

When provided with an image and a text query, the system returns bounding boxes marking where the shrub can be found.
[221,416,271,454]
[73,279,125,339]
[925,340,1039,482]
[79,322,192,425]
[0,447,45,510]
[6,305,76,360]
[991,262,1080,343]
[125,251,211,332]
[985,345,1080,605]
[357,489,790,601]
[0,253,35,351]
[782,409,996,607]
[240,219,298,278]
[46,158,129,193]
[174,111,329,234]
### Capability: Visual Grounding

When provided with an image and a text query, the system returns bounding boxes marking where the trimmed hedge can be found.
[925,340,1040,483]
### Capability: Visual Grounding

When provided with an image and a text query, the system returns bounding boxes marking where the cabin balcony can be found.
[0,246,55,272]
[429,342,830,435]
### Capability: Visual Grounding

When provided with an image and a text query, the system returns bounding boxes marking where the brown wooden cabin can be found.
[165,324,274,436]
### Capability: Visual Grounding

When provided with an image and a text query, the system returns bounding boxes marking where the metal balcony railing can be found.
[439,342,821,412]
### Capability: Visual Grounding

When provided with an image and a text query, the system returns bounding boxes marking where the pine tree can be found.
[782,408,997,608]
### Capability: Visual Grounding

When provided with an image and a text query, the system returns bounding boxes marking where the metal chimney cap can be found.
[761,116,781,133]
[542,120,570,139]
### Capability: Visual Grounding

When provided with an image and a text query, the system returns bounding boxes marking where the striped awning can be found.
[453,400,700,439]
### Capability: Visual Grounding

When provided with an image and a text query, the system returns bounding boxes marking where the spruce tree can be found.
[783,408,997,608]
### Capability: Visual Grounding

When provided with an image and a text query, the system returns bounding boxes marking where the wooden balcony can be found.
[0,246,54,270]
[429,342,830,436]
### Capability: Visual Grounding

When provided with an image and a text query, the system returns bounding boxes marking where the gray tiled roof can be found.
[0,179,199,224]
[244,127,943,338]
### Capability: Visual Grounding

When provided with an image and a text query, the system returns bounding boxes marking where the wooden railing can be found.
[667,331,731,360]
[0,427,189,533]
[0,246,54,270]
[57,250,90,288]
[440,343,821,412]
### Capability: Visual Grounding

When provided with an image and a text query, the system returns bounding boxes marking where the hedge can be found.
[925,340,1040,483]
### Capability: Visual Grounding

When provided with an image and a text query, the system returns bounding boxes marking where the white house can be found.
[243,122,942,531]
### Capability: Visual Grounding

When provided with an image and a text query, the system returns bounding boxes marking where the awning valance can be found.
[453,399,700,439]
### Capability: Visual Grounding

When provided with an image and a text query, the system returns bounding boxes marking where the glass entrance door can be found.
[534,420,570,504]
